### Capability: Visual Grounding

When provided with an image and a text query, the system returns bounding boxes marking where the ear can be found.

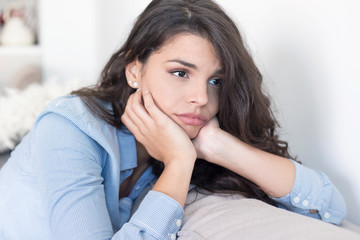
[125,59,142,89]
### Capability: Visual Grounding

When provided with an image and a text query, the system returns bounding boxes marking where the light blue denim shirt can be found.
[0,95,346,240]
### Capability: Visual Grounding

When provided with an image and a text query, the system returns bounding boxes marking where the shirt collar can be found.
[117,126,138,171]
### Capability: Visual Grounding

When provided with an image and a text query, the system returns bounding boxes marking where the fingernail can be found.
[144,90,149,95]
[136,88,141,92]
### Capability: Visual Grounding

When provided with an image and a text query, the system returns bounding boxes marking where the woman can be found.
[0,0,346,239]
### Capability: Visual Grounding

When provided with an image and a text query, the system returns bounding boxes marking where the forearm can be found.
[152,160,195,207]
[206,129,295,198]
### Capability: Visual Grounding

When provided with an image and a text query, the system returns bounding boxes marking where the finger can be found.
[121,111,145,142]
[124,90,158,137]
[133,89,152,118]
[123,93,146,129]
[142,90,166,120]
[130,90,154,124]
[121,112,138,134]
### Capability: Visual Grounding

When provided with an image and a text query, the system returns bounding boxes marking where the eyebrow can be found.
[166,59,223,75]
[166,59,197,69]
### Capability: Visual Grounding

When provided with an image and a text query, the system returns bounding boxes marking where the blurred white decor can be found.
[0,79,81,152]
[0,1,35,46]
[0,0,40,92]
[0,0,37,45]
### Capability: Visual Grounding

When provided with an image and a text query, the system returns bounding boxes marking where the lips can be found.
[176,113,208,126]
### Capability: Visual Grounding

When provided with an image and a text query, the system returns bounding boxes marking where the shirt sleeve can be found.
[116,191,184,240]
[33,113,184,239]
[271,160,347,225]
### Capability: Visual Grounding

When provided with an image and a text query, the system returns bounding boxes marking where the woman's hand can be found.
[192,116,222,161]
[121,89,197,207]
[121,89,196,166]
[193,116,295,198]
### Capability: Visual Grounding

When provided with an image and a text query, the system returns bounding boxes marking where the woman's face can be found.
[127,34,223,139]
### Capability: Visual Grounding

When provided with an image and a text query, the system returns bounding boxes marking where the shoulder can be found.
[42,95,99,121]
[33,95,119,153]
[33,94,108,147]
[35,95,109,131]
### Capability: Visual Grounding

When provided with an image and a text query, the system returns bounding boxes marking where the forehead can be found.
[151,33,222,69]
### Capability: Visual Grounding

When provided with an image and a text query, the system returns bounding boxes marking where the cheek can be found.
[208,91,220,116]
[142,71,173,99]
[148,83,180,114]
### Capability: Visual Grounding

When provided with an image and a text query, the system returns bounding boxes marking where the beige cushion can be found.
[178,191,360,240]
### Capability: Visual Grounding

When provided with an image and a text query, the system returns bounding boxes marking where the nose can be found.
[187,80,208,106]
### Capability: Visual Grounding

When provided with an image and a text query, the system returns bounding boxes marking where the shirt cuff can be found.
[272,160,346,225]
[129,190,184,239]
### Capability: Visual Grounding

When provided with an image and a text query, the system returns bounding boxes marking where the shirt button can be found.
[324,212,331,219]
[176,219,182,227]
[302,200,309,207]
[169,233,176,240]
[293,196,300,204]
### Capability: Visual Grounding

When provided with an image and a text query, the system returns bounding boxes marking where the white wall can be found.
[39,0,360,225]
[220,0,360,224]
[94,0,152,77]
[39,0,98,84]
[39,0,151,85]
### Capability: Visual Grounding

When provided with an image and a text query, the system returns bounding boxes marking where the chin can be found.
[171,116,201,139]
[184,127,201,140]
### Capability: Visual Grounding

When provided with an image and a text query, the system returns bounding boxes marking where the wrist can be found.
[164,157,196,173]
[199,128,227,159]
[161,147,196,168]
[153,157,195,207]
[199,129,251,170]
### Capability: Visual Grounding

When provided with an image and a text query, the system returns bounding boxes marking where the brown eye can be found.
[172,70,188,78]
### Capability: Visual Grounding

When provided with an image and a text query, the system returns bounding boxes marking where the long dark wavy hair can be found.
[72,0,294,205]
